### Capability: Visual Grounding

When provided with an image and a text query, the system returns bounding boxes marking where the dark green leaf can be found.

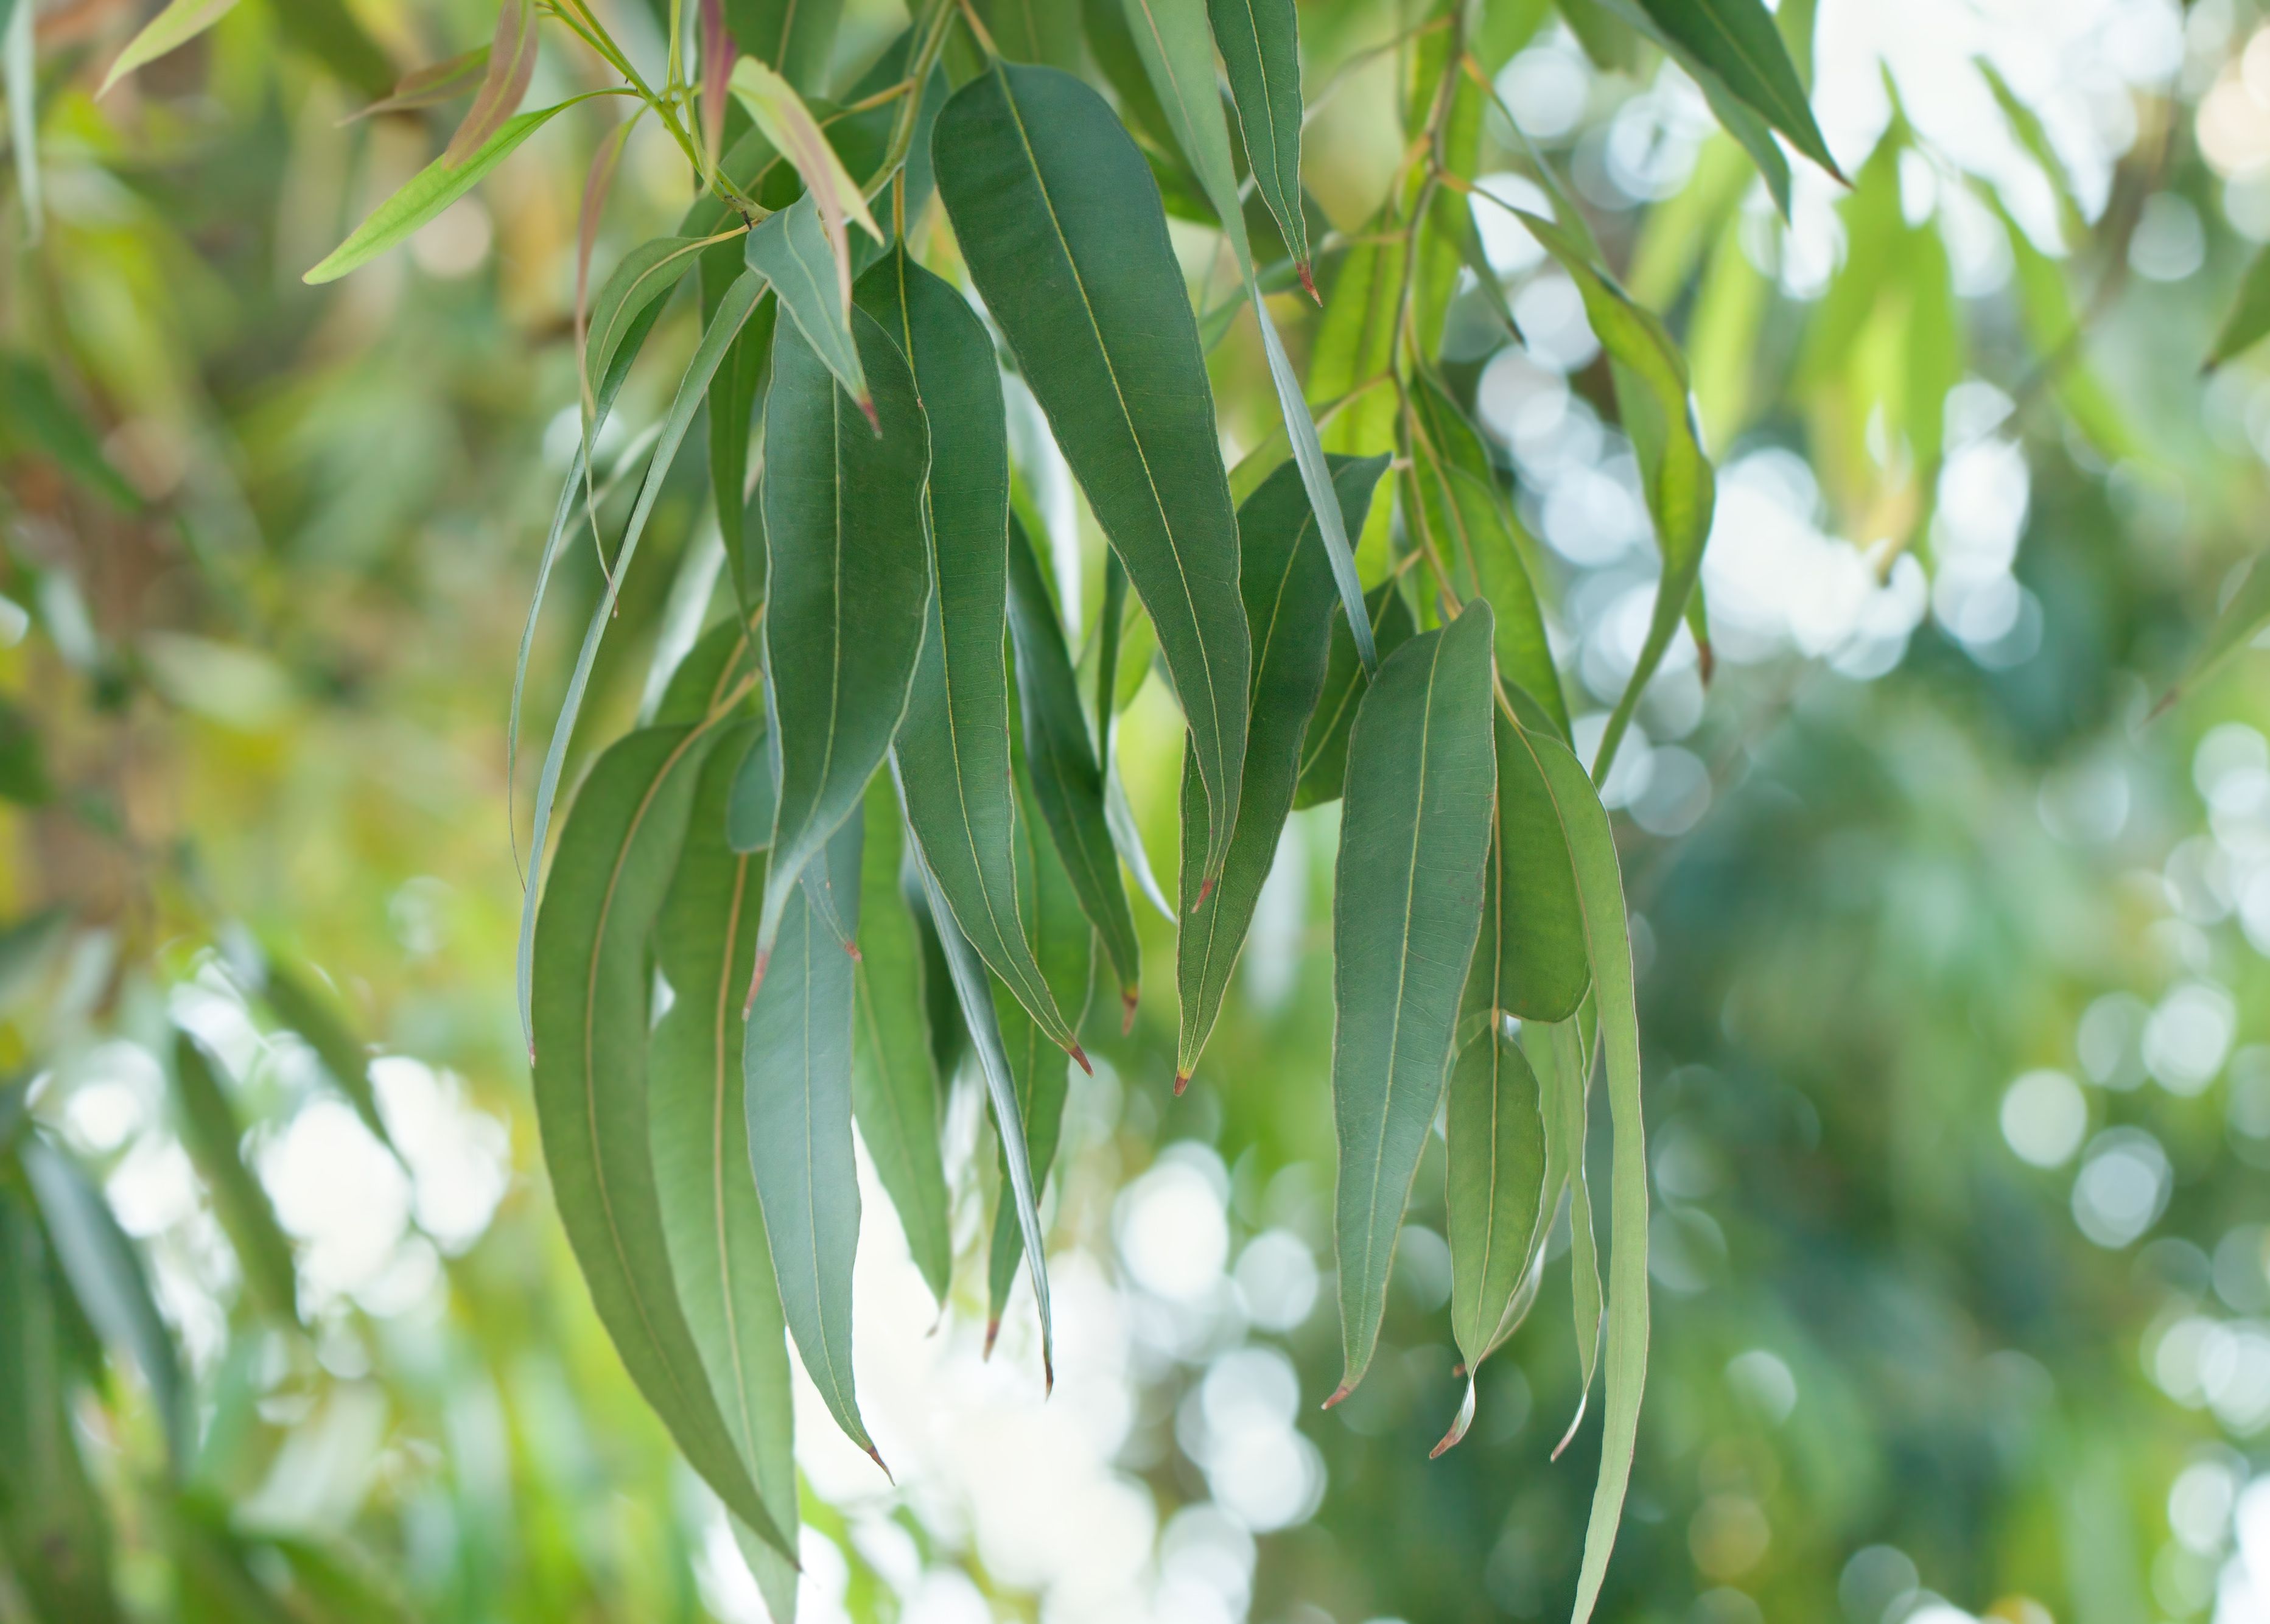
[980,0,1087,68]
[1628,0,1839,178]
[1483,712,1589,1023]
[855,248,1082,1059]
[21,1138,190,1469]
[530,722,794,1558]
[936,61,1250,889]
[0,355,141,509]
[1210,0,1310,282]
[729,723,779,852]
[1326,603,1499,1402]
[746,190,873,414]
[727,0,843,92]
[746,800,878,1462]
[170,1032,300,1322]
[2210,246,2270,371]
[755,302,931,965]
[1411,453,1569,740]
[1293,580,1417,810]
[648,723,800,1620]
[1006,519,1141,1015]
[850,775,954,1307]
[1177,455,1387,1085]
[653,615,758,729]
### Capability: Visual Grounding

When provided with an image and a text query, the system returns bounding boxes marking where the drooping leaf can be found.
[856,248,1082,1059]
[1293,580,1417,810]
[516,270,767,1051]
[985,740,1095,1338]
[1518,729,1648,1624]
[2156,551,2270,716]
[746,794,878,1463]
[727,0,842,92]
[1006,519,1141,1017]
[583,237,721,434]
[21,1138,191,1469]
[850,775,953,1307]
[935,61,1251,889]
[745,189,874,419]
[5,0,35,244]
[644,722,799,1624]
[0,355,141,509]
[261,961,393,1153]
[1308,234,1404,457]
[1627,0,1838,178]
[1484,712,1589,1023]
[529,723,794,1558]
[1327,602,1499,1402]
[653,616,758,729]
[169,1032,300,1323]
[1987,186,2140,463]
[893,764,1056,1387]
[443,1,537,165]
[981,0,1087,68]
[100,0,238,94]
[1536,1004,1601,1454]
[755,303,931,967]
[342,46,490,122]
[1177,455,1387,1087]
[1517,209,1714,780]
[0,1195,121,1623]
[730,56,883,327]
[1410,452,1569,739]
[1209,0,1311,284]
[729,724,779,852]
[2209,245,2270,371]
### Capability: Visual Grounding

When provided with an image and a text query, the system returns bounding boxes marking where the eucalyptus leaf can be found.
[1628,0,1838,179]
[169,1032,300,1323]
[1210,0,1312,285]
[1327,603,1498,1402]
[2209,245,2270,371]
[727,0,844,93]
[441,0,536,166]
[936,61,1250,889]
[746,191,873,416]
[100,0,238,95]
[1293,580,1417,810]
[261,961,394,1155]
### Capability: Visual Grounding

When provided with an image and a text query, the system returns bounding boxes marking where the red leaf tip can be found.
[857,393,880,435]
[1068,1043,1093,1076]
[983,1318,1000,1359]
[1297,261,1319,305]
[741,948,771,1016]
[844,941,863,962]
[1321,1384,1352,1411]
[1172,1070,1190,1097]
[1121,989,1137,1035]
[864,1444,895,1485]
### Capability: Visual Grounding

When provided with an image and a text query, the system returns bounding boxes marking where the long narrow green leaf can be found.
[1517,209,1714,781]
[306,97,609,284]
[1519,729,1647,1624]
[21,1138,191,1469]
[1539,1004,1601,1458]
[647,724,799,1623]
[1628,0,1839,178]
[1209,0,1311,286]
[981,0,1088,68]
[5,0,38,244]
[1006,519,1141,1018]
[1326,602,1498,1403]
[2156,551,2270,716]
[1177,455,1387,1087]
[850,775,953,1307]
[584,237,719,430]
[1413,456,1569,738]
[99,0,239,95]
[1293,581,1417,810]
[169,1032,300,1323]
[530,722,794,1558]
[516,270,765,1051]
[1487,712,1589,1022]
[727,0,842,91]
[892,762,1056,1388]
[746,190,874,415]
[755,303,931,968]
[260,961,393,1153]
[856,248,1082,1060]
[2209,247,2270,371]
[936,61,1250,889]
[1308,235,1404,456]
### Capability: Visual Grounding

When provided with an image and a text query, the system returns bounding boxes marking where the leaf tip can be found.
[1172,1070,1190,1097]
[865,1444,894,1484]
[1191,875,1214,914]
[1428,1421,1467,1460]
[1550,1393,1590,1461]
[1298,261,1320,305]
[1121,989,1137,1035]
[1321,1384,1352,1412]
[983,1317,1000,1357]
[1068,1043,1093,1077]
[844,940,863,962]
[741,947,771,1016]
[857,392,880,435]
[1695,637,1715,687]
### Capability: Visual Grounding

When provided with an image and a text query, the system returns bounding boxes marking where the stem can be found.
[863,0,960,205]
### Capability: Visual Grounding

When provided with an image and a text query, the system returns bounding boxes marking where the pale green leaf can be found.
[169,1032,300,1323]
[100,0,239,96]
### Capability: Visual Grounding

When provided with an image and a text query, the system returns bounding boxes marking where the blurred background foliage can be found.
[10,1,2270,1622]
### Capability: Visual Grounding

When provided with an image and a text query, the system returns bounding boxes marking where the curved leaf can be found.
[1177,454,1387,1086]
[1434,1024,1545,1452]
[746,191,872,414]
[850,776,953,1306]
[584,237,720,429]
[342,46,490,123]
[730,55,881,331]
[755,303,931,965]
[1630,0,1838,178]
[530,722,794,1558]
[100,0,239,96]
[1484,711,1589,1023]
[1414,455,1569,740]
[855,249,1081,1059]
[648,726,799,1622]
[443,0,536,166]
[259,960,393,1153]
[1327,602,1498,1403]
[1209,0,1311,281]
[170,1032,300,1323]
[1292,580,1417,810]
[1006,519,1140,1014]
[936,62,1250,888]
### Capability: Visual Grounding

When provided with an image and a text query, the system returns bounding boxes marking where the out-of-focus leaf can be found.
[1327,603,1498,1403]
[1178,455,1387,1087]
[306,97,604,283]
[851,775,953,1307]
[0,1194,121,1622]
[2209,247,2270,372]
[342,46,489,122]
[982,0,1087,68]
[2157,552,2270,715]
[1628,0,1840,180]
[1521,729,1648,1624]
[748,799,878,1464]
[936,62,1250,891]
[530,723,794,1558]
[727,0,842,91]
[1210,0,1312,287]
[442,1,537,165]
[268,0,394,96]
[21,1138,190,1469]
[516,270,766,1051]
[261,962,391,1152]
[169,1032,300,1322]
[1988,188,2140,461]
[755,304,930,967]
[1006,519,1140,1018]
[648,723,800,1622]
[0,355,139,510]
[731,56,882,326]
[0,908,66,1015]
[746,189,874,419]
[857,249,1081,1059]
[0,696,50,803]
[100,0,239,95]
[1294,581,1417,810]
[1518,209,1714,780]
[985,737,1094,1339]
[895,766,1056,1387]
